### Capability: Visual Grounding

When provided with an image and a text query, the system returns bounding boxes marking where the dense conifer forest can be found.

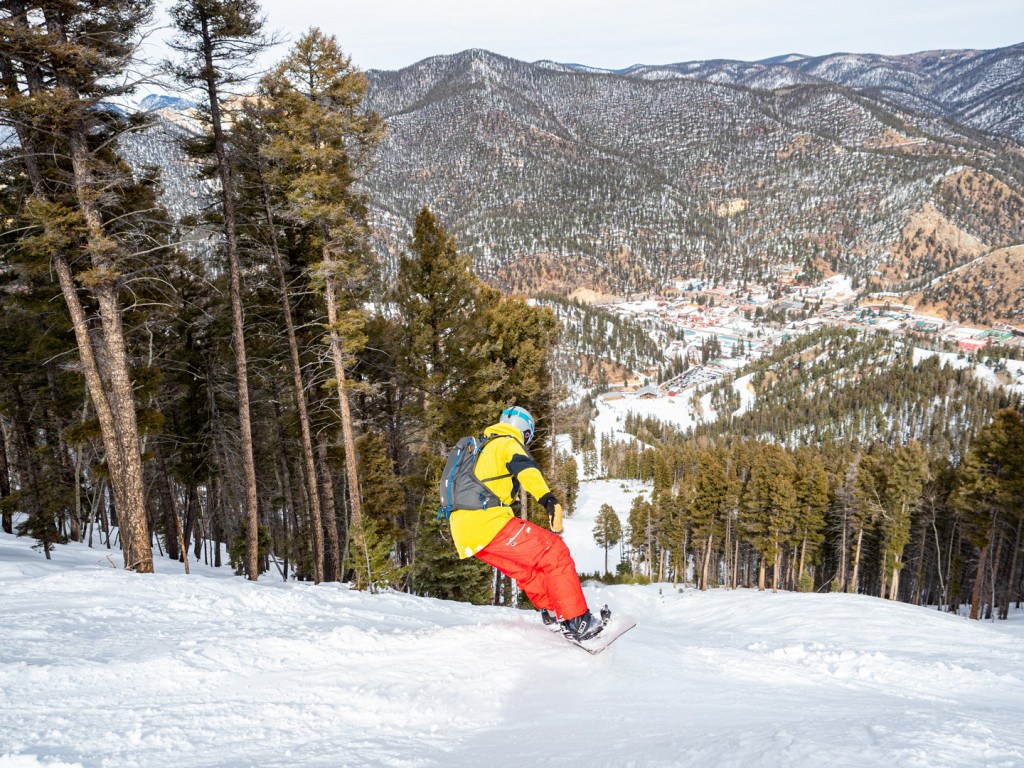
[595,330,1024,620]
[0,1,562,600]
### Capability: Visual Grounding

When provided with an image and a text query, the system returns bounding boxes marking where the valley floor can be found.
[2,528,1023,768]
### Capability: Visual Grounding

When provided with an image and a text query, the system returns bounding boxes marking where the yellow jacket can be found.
[449,421,553,558]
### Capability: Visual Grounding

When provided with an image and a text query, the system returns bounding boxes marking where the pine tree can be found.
[849,453,886,594]
[258,28,384,586]
[689,453,733,590]
[880,442,929,600]
[1,0,161,572]
[953,409,1024,619]
[743,445,797,592]
[628,495,655,578]
[593,504,623,576]
[395,207,500,445]
[168,0,277,581]
[793,450,829,591]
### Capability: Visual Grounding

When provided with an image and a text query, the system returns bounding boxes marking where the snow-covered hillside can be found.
[3,503,1024,768]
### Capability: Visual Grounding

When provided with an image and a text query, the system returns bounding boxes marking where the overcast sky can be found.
[151,0,1022,73]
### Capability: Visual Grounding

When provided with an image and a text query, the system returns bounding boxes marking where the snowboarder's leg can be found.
[475,544,554,610]
[476,518,587,620]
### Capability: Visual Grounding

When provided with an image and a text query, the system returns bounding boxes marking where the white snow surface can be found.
[3,515,1024,767]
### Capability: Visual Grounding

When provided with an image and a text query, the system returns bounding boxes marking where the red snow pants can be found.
[475,517,588,621]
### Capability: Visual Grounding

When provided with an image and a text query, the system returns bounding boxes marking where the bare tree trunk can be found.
[838,511,849,592]
[46,363,79,542]
[323,273,367,587]
[988,533,1003,621]
[849,528,864,594]
[732,537,739,589]
[700,535,713,591]
[0,419,11,535]
[723,513,733,590]
[264,187,323,583]
[912,523,928,606]
[969,520,993,620]
[316,435,341,582]
[52,255,152,570]
[273,415,297,582]
[931,515,949,609]
[197,14,260,581]
[798,535,808,587]
[174,511,190,575]
[1001,518,1023,620]
[155,444,179,563]
[889,553,903,601]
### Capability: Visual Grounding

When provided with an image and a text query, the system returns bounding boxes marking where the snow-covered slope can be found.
[2,516,1024,768]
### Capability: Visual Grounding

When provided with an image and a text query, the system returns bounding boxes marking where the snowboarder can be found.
[444,406,606,641]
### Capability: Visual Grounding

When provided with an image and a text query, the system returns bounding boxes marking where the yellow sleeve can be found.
[503,440,552,502]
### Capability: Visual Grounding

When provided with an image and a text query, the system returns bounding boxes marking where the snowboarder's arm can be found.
[506,451,551,501]
[505,445,562,532]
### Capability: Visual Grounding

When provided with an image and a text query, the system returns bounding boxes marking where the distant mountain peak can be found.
[137,93,197,112]
[757,53,809,65]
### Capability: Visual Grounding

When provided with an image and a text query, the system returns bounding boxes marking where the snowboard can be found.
[564,614,637,655]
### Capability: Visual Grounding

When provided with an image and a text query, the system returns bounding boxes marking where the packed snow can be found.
[3,482,1024,767]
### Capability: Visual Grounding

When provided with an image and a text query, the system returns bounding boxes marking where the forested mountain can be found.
[571,43,1024,145]
[361,47,1024,297]
[538,294,673,394]
[693,328,1022,455]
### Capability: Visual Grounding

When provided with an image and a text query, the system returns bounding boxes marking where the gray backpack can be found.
[437,436,506,519]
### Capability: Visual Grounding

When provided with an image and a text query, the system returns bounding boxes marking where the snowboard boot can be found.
[540,609,558,627]
[562,609,606,641]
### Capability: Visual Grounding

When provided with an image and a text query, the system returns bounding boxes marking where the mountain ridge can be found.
[360,44,1024,300]
[125,43,1024,313]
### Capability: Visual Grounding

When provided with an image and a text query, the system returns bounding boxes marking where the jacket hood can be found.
[484,422,525,442]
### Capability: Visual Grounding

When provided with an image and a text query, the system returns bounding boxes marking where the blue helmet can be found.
[500,406,536,445]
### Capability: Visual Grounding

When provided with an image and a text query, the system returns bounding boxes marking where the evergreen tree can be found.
[742,445,797,591]
[1,0,165,572]
[628,495,655,578]
[793,450,829,591]
[879,442,929,600]
[593,504,623,576]
[689,453,733,590]
[258,28,384,586]
[168,0,277,581]
[953,409,1024,619]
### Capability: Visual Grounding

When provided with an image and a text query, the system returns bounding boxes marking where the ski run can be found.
[3,490,1024,768]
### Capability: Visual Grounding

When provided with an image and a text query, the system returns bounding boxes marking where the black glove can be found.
[540,492,563,534]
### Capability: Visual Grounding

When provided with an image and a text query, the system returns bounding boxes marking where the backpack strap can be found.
[477,433,525,483]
